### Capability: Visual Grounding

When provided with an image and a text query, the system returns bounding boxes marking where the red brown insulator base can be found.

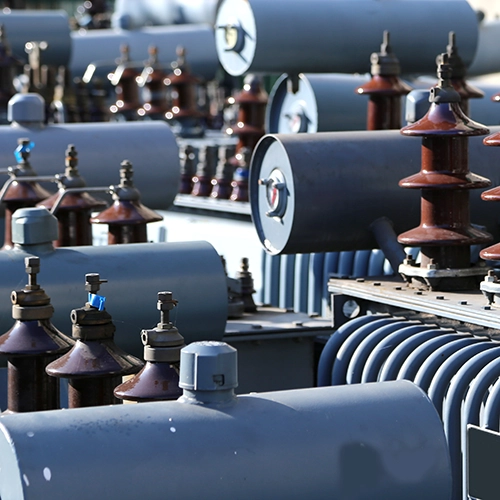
[114,362,182,402]
[68,376,122,408]
[356,75,412,130]
[91,200,162,244]
[7,354,60,413]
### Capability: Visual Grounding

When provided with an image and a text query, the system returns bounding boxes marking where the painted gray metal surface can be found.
[0,241,227,357]
[468,19,500,76]
[0,11,70,67]
[215,0,478,76]
[250,127,500,255]
[70,24,219,81]
[0,380,451,499]
[0,120,179,209]
[266,73,370,133]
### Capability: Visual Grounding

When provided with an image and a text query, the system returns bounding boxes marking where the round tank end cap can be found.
[12,207,58,246]
[8,93,46,124]
[179,341,238,392]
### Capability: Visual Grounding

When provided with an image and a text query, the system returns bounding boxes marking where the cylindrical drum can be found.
[250,127,500,255]
[266,73,371,133]
[0,10,71,67]
[70,24,219,81]
[0,380,451,499]
[468,19,500,76]
[0,241,227,356]
[215,0,478,76]
[0,121,179,209]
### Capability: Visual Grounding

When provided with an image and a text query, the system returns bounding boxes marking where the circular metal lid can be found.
[215,0,256,76]
[250,135,295,255]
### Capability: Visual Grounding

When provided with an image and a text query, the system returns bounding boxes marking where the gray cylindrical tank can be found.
[70,24,219,81]
[0,10,71,67]
[0,379,451,499]
[2,94,179,209]
[266,73,371,133]
[250,127,500,255]
[0,208,228,356]
[468,19,500,76]
[215,0,478,77]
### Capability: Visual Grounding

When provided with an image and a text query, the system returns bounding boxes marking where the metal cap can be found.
[12,207,58,246]
[179,341,238,393]
[8,93,45,124]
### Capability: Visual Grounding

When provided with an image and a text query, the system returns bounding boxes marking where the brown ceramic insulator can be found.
[0,257,73,413]
[91,200,162,244]
[357,75,412,130]
[211,145,236,199]
[439,32,484,116]
[398,57,491,273]
[479,131,500,261]
[228,75,268,152]
[230,147,251,202]
[165,46,204,122]
[114,362,182,402]
[38,145,106,247]
[40,192,105,246]
[138,46,169,118]
[90,160,162,244]
[46,273,143,408]
[114,291,184,403]
[356,31,411,130]
[179,144,197,194]
[109,44,141,119]
[192,145,218,197]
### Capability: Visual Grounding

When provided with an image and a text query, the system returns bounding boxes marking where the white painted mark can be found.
[23,474,29,486]
[170,427,176,433]
[43,467,51,481]
[27,432,34,438]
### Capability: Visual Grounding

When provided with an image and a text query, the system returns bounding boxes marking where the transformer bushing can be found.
[439,32,484,116]
[479,132,500,304]
[192,144,218,197]
[38,145,106,247]
[0,344,452,499]
[237,258,257,313]
[46,273,143,408]
[231,147,252,202]
[1,139,51,249]
[179,144,196,194]
[211,144,236,199]
[221,255,244,319]
[0,257,73,413]
[114,291,184,402]
[228,75,268,154]
[164,46,205,138]
[90,160,163,244]
[137,45,169,119]
[355,31,412,131]
[109,44,141,121]
[397,54,492,291]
